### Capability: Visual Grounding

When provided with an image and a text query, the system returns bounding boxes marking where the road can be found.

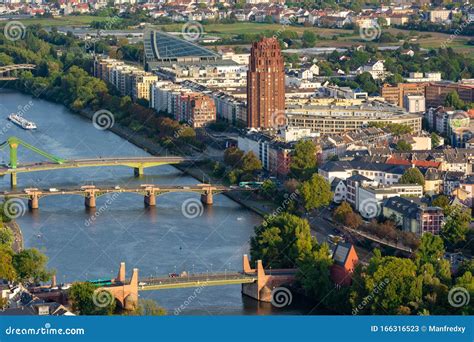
[306,208,374,263]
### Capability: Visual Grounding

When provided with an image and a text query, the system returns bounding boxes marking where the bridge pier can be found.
[10,173,17,188]
[28,195,39,210]
[134,166,144,177]
[104,262,138,311]
[200,191,213,205]
[85,194,96,208]
[144,193,156,207]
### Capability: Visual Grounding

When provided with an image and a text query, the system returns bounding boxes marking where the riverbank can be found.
[6,220,23,253]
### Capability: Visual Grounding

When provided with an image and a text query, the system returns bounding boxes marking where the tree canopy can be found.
[400,167,425,186]
[290,140,317,181]
[299,174,333,211]
[250,213,316,268]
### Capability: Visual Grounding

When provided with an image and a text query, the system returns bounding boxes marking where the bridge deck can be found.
[0,157,201,175]
[0,184,231,197]
[137,273,257,290]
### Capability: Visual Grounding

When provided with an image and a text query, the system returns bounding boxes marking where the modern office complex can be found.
[285,101,422,134]
[144,30,222,70]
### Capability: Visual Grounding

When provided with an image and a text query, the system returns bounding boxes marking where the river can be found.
[0,90,315,315]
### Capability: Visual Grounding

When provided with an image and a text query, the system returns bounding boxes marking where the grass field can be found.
[18,15,108,27]
[154,22,473,52]
[16,17,474,53]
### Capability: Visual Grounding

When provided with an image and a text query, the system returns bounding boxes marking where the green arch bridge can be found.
[0,137,203,187]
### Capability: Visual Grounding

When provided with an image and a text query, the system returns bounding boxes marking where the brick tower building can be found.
[247,37,285,129]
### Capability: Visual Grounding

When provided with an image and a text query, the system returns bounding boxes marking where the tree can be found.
[69,282,116,315]
[415,233,451,285]
[415,233,445,266]
[129,299,167,316]
[395,140,412,152]
[454,271,474,315]
[12,248,53,284]
[431,132,441,147]
[432,195,450,210]
[250,213,315,268]
[290,140,317,181]
[355,72,378,94]
[0,227,13,247]
[261,180,277,199]
[0,246,16,281]
[350,250,423,314]
[241,151,262,173]
[297,243,334,305]
[345,212,363,229]
[400,167,425,186]
[385,73,404,85]
[444,91,465,110]
[333,201,353,224]
[302,30,317,48]
[223,147,244,168]
[299,174,332,211]
[442,205,470,246]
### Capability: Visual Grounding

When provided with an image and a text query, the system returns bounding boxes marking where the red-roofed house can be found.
[330,243,358,286]
[386,158,441,169]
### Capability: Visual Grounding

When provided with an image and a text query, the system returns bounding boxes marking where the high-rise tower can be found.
[247,37,285,129]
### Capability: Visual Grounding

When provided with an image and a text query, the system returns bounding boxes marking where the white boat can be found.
[8,113,37,130]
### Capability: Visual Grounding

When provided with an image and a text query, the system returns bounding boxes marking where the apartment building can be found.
[383,197,444,235]
[425,82,474,108]
[380,83,427,107]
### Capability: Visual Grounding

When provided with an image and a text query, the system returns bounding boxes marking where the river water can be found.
[0,90,315,315]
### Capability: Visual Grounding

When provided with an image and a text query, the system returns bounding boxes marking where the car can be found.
[168,273,179,278]
[114,185,121,190]
[49,188,59,192]
[138,282,147,286]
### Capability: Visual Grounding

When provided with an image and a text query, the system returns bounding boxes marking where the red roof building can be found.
[386,157,441,169]
[330,243,359,286]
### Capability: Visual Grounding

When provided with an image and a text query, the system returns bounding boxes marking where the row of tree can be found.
[0,26,202,153]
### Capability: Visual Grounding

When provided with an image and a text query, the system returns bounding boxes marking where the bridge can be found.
[1,184,232,208]
[0,64,36,81]
[0,137,203,187]
[85,257,298,310]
